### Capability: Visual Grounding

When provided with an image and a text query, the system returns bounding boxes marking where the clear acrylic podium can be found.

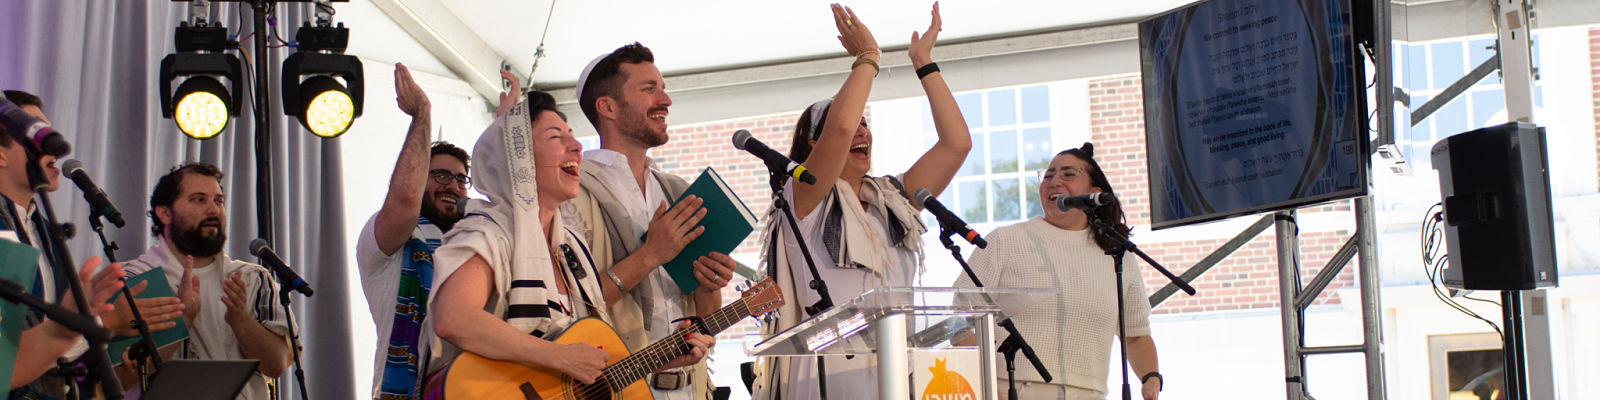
[749,287,1051,400]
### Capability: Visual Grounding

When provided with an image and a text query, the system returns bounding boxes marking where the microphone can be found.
[0,96,70,157]
[1054,192,1116,212]
[249,238,314,297]
[732,129,816,185]
[60,159,125,228]
[913,188,987,248]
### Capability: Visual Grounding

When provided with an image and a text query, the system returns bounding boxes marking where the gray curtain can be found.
[1,1,353,398]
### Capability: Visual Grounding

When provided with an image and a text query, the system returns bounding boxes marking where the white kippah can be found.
[574,53,609,106]
[805,98,833,140]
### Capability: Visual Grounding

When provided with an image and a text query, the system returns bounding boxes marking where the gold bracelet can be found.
[852,56,880,77]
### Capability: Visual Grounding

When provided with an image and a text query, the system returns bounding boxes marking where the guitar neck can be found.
[600,298,752,387]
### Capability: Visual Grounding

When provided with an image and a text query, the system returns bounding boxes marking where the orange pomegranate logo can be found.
[920,358,977,400]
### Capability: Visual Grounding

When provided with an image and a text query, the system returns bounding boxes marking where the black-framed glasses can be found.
[429,169,470,188]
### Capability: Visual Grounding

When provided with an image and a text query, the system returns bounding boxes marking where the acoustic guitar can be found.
[425,277,784,399]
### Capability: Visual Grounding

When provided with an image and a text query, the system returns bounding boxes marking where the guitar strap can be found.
[563,227,602,317]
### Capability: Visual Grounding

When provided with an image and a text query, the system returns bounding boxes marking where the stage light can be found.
[172,76,231,139]
[159,22,242,140]
[282,23,363,138]
[298,76,355,137]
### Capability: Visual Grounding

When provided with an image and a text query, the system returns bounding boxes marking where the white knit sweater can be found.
[954,217,1153,395]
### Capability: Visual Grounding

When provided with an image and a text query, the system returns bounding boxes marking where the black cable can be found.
[1418,205,1504,340]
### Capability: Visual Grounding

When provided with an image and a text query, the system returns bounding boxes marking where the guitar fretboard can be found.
[597,297,753,390]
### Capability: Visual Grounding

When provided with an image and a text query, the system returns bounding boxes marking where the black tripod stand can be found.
[1084,213,1193,400]
[937,228,1052,400]
[87,210,166,389]
[278,284,310,400]
[764,171,836,399]
[31,184,124,399]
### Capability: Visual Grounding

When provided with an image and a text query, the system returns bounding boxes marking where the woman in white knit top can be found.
[954,143,1164,400]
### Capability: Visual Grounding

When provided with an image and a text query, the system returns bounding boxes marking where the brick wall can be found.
[1087,75,1357,315]
[1592,28,1599,192]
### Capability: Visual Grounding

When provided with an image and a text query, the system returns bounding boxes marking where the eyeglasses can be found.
[429,169,471,188]
[1035,166,1084,183]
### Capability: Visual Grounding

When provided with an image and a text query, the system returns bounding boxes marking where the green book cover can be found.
[0,239,41,386]
[649,167,758,296]
[105,268,190,365]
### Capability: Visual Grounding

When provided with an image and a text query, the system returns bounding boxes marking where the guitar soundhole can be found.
[566,378,613,400]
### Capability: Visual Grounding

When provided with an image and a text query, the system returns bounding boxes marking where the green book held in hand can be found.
[647,167,758,296]
[0,239,42,384]
[106,268,190,365]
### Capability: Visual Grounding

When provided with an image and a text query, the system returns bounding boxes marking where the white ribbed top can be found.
[954,217,1152,395]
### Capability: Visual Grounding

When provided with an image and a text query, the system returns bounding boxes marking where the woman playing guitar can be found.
[423,91,714,399]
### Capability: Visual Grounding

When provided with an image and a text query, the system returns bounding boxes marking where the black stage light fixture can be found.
[160,22,243,139]
[281,23,363,138]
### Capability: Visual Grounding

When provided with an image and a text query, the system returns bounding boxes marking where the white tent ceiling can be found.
[339,0,1197,100]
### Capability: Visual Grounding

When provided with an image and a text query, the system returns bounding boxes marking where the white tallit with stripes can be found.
[430,98,608,338]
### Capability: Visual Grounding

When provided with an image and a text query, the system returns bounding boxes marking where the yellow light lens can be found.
[174,91,229,139]
[305,89,354,137]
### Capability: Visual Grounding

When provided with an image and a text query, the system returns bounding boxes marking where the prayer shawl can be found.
[429,98,609,352]
[562,157,713,399]
[377,217,442,399]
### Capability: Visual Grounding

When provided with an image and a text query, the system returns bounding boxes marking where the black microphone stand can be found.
[1084,213,1193,400]
[31,177,123,399]
[277,275,311,400]
[938,228,1051,400]
[88,210,165,390]
[765,171,834,399]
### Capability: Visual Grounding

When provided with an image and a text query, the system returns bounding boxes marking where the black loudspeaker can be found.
[1429,122,1558,290]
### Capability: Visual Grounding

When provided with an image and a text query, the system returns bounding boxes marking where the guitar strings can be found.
[566,300,754,399]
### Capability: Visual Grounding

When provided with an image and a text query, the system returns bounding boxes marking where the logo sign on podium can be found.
[912,350,985,400]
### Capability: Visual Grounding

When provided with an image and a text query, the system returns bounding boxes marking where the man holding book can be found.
[563,42,737,400]
[120,162,292,399]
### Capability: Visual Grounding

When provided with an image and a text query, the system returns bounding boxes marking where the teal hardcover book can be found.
[649,167,758,295]
[0,240,41,385]
[106,268,190,365]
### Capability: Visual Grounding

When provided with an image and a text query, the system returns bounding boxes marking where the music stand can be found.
[141,360,259,400]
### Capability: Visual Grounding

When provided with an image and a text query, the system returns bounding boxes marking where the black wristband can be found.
[916,62,940,79]
[1141,371,1163,391]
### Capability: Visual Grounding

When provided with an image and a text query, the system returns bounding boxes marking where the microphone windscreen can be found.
[731,129,754,150]
[60,159,85,177]
[249,238,270,257]
[912,188,933,209]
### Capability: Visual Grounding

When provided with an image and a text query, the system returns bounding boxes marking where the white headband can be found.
[805,98,833,140]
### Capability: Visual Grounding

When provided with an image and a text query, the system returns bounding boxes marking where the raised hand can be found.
[831,3,879,59]
[108,281,184,337]
[395,63,431,117]
[495,69,522,117]
[639,197,708,266]
[908,2,943,68]
[50,257,125,340]
[550,343,608,385]
[178,255,202,324]
[220,270,253,327]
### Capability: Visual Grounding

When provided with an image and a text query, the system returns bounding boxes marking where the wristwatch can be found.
[1140,371,1163,391]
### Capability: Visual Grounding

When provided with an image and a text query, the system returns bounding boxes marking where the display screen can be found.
[1139,0,1368,230]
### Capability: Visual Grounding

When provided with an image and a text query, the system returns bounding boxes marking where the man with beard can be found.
[121,162,292,399]
[0,89,127,397]
[563,43,736,400]
[354,63,470,399]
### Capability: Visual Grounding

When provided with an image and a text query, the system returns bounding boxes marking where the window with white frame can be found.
[936,84,1058,226]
